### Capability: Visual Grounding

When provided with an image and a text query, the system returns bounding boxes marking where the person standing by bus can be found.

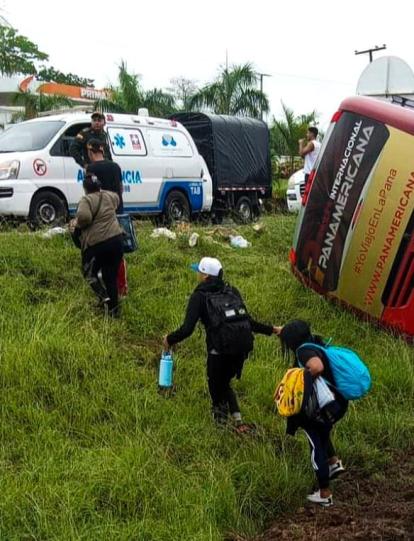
[299,127,321,183]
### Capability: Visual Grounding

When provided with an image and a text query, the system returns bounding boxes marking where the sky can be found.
[3,0,414,129]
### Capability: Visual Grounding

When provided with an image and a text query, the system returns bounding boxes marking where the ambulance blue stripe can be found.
[68,180,204,215]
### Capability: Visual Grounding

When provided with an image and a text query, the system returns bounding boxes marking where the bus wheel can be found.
[235,196,254,223]
[164,190,190,223]
[29,191,67,227]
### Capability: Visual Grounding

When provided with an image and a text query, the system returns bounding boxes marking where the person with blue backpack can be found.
[278,319,371,507]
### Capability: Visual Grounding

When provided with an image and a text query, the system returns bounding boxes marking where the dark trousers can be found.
[301,400,348,489]
[82,235,123,314]
[302,423,336,489]
[206,353,244,421]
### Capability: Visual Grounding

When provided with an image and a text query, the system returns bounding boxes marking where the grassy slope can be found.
[0,216,413,541]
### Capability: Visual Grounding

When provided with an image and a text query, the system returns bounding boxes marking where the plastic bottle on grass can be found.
[230,235,251,248]
[158,351,173,389]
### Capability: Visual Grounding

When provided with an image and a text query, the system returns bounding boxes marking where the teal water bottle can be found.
[158,351,173,388]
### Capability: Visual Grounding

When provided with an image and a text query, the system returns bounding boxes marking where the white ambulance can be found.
[0,110,213,225]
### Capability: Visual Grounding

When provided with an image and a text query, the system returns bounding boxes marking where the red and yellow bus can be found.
[290,96,414,338]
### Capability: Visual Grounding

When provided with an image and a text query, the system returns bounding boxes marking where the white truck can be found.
[0,110,271,225]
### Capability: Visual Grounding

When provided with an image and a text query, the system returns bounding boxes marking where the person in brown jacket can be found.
[74,175,124,316]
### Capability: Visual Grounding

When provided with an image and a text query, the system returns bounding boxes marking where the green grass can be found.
[271,178,288,200]
[0,215,413,540]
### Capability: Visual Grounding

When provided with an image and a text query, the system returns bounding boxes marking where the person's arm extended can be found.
[250,318,279,335]
[166,292,202,346]
[70,132,86,167]
[298,139,315,158]
[231,286,278,335]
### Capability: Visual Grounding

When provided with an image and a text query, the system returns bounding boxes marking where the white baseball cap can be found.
[190,257,222,277]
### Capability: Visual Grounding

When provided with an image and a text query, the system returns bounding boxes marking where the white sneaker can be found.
[306,490,333,507]
[329,460,345,479]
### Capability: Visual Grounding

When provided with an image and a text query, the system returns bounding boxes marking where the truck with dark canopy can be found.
[171,112,272,221]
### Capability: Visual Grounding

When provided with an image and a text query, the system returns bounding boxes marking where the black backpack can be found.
[205,285,254,356]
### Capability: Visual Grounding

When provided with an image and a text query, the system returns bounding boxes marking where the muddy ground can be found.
[242,451,414,541]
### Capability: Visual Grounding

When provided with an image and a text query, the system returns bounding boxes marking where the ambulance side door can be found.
[106,125,147,212]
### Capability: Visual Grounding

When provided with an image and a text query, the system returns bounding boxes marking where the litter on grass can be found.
[151,228,177,240]
[230,235,251,248]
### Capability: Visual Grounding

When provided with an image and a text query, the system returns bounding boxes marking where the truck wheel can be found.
[235,196,254,223]
[164,190,190,223]
[29,191,67,227]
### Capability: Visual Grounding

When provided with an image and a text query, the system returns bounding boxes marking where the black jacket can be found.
[86,160,124,212]
[70,127,112,167]
[167,277,273,353]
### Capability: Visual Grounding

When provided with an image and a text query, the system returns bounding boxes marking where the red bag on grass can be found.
[117,258,128,297]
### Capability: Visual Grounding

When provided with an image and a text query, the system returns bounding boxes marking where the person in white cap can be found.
[163,256,279,433]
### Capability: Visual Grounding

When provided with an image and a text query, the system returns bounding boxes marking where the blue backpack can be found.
[297,342,371,400]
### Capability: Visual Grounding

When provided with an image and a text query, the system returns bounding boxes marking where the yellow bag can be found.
[274,368,305,417]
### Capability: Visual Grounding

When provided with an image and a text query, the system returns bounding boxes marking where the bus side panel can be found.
[294,112,389,292]
[336,127,414,318]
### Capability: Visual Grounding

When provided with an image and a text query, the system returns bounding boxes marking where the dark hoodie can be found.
[167,277,273,352]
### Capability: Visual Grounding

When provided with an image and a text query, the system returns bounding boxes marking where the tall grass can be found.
[0,215,413,540]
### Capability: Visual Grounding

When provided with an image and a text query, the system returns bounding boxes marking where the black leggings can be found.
[301,400,348,489]
[82,235,123,314]
[206,353,244,421]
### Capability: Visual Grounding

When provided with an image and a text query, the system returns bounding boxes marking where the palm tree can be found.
[12,90,73,121]
[188,63,269,118]
[97,61,176,117]
[270,102,317,174]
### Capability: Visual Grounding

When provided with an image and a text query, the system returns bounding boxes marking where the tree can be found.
[169,77,198,110]
[0,24,48,76]
[97,61,176,117]
[188,63,269,118]
[37,66,94,87]
[12,90,73,121]
[142,88,177,118]
[270,102,318,175]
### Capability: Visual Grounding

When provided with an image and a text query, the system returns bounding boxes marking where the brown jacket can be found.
[76,190,123,250]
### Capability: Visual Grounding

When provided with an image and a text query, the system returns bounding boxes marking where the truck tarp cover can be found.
[171,112,271,190]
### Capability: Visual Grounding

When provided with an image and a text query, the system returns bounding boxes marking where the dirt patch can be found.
[249,451,414,541]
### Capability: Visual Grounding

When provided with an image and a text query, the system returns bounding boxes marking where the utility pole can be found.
[258,72,271,120]
[355,44,387,63]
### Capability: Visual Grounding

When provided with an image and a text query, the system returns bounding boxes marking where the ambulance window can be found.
[0,120,64,152]
[50,122,90,156]
[147,129,193,158]
[107,127,147,156]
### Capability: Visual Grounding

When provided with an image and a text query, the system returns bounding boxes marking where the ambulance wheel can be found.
[29,190,67,227]
[164,190,190,223]
[235,196,254,223]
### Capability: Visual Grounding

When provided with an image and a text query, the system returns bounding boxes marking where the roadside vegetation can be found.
[0,215,413,540]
